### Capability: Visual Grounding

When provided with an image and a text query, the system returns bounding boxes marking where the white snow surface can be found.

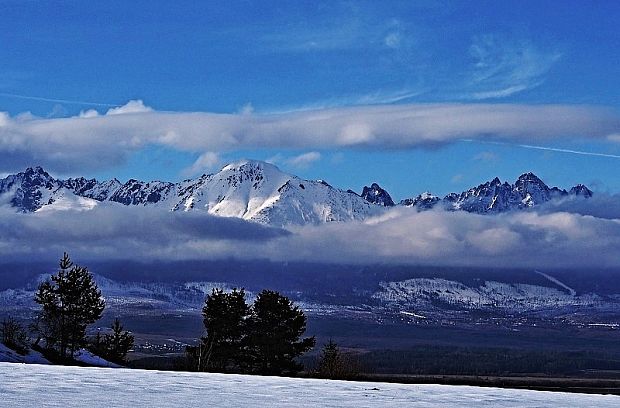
[73,349,121,368]
[0,363,617,407]
[0,160,379,226]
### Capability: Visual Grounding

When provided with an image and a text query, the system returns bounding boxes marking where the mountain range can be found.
[0,160,592,226]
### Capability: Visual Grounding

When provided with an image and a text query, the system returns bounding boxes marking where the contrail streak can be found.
[461,139,620,159]
[0,92,118,107]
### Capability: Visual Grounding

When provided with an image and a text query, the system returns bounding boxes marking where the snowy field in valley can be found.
[1,363,619,407]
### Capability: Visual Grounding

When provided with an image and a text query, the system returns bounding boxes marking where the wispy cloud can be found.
[183,152,221,176]
[0,92,119,107]
[463,139,620,160]
[261,17,365,53]
[285,152,321,168]
[472,151,499,162]
[467,35,561,100]
[0,101,618,173]
[266,152,322,169]
[270,88,425,113]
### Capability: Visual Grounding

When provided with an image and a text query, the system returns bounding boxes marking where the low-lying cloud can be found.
[1,101,619,173]
[0,201,619,269]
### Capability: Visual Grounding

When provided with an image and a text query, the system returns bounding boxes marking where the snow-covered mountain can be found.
[0,162,592,225]
[400,172,592,214]
[0,161,378,226]
[373,275,603,313]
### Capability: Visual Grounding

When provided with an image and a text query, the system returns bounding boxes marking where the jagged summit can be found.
[400,192,440,209]
[0,165,593,224]
[24,166,49,175]
[0,161,376,226]
[570,184,593,198]
[401,172,592,214]
[361,183,395,207]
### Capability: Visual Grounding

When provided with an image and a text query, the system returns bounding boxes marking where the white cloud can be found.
[285,152,321,168]
[79,109,99,118]
[0,101,618,173]
[271,208,620,268]
[1,201,620,269]
[239,103,254,115]
[105,99,152,115]
[183,152,221,176]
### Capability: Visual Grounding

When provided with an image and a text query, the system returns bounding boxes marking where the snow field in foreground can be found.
[1,362,618,407]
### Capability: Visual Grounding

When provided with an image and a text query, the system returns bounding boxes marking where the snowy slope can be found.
[373,277,602,312]
[0,161,379,226]
[0,344,119,367]
[171,160,379,225]
[0,163,592,225]
[0,344,50,365]
[1,363,618,407]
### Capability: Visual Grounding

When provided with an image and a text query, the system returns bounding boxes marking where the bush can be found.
[1,316,30,355]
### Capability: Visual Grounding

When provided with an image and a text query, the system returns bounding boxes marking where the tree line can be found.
[2,253,356,378]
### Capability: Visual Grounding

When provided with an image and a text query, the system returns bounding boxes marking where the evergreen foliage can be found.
[188,288,250,372]
[187,288,315,375]
[247,290,315,375]
[33,253,105,360]
[315,339,359,379]
[90,319,134,365]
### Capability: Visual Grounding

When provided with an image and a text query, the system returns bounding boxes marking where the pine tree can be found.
[34,253,105,360]
[189,288,250,372]
[102,319,134,364]
[316,339,343,378]
[247,290,315,375]
[316,339,359,379]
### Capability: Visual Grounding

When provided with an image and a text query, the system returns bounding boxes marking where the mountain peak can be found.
[570,184,593,198]
[220,159,281,173]
[0,164,594,223]
[361,182,395,207]
[24,166,50,177]
[516,172,543,182]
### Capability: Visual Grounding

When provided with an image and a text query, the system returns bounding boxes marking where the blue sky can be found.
[1,1,620,200]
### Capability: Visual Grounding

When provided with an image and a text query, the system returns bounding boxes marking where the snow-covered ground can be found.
[374,277,603,312]
[0,363,618,407]
[0,344,49,364]
[0,343,119,368]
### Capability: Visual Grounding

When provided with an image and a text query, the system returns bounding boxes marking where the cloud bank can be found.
[1,200,619,269]
[0,101,619,173]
